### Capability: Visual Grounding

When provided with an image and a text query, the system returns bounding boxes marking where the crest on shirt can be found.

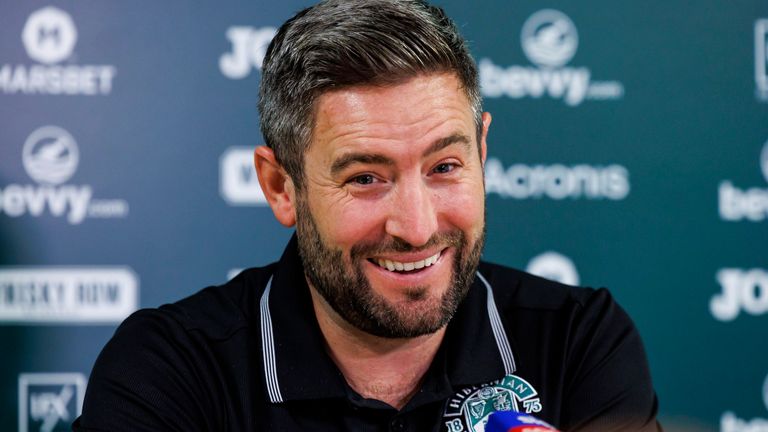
[442,374,542,432]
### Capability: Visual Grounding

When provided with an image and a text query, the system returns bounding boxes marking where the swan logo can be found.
[22,126,79,186]
[0,126,129,224]
[521,9,578,68]
[480,10,623,106]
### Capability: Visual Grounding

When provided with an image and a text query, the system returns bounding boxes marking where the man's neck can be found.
[308,286,445,410]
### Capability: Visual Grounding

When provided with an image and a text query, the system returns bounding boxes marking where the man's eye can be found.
[350,174,375,185]
[433,163,456,174]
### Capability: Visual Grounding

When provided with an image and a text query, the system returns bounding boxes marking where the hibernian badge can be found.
[442,374,542,432]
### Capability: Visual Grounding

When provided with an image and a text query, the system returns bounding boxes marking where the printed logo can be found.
[526,252,580,286]
[0,126,129,224]
[220,26,277,79]
[22,7,78,64]
[710,267,768,322]
[480,9,623,106]
[485,157,630,200]
[220,147,268,205]
[22,126,79,185]
[0,267,139,323]
[19,373,86,432]
[757,19,768,102]
[0,7,117,95]
[521,9,578,68]
[443,375,543,432]
[718,141,768,222]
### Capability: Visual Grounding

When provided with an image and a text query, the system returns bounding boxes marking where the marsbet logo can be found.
[18,373,86,432]
[484,157,630,200]
[718,141,768,222]
[0,6,117,95]
[526,251,580,286]
[220,26,277,79]
[0,126,129,224]
[220,147,268,205]
[480,9,624,106]
[710,267,768,322]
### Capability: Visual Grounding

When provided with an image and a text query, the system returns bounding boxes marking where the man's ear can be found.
[254,146,296,227]
[480,112,492,165]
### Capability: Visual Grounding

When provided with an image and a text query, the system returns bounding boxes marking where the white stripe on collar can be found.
[259,276,283,403]
[476,271,517,375]
[259,271,517,403]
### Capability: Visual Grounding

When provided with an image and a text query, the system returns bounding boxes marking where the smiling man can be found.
[74,1,660,431]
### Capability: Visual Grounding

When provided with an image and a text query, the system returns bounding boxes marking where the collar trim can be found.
[477,271,517,374]
[259,269,516,403]
[259,276,283,403]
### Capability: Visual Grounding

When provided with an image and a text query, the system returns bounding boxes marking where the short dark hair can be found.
[258,0,482,189]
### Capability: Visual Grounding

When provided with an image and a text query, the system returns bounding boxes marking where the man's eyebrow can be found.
[329,133,472,176]
[423,133,472,157]
[330,153,395,176]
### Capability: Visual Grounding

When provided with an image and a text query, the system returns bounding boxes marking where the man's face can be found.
[295,73,489,338]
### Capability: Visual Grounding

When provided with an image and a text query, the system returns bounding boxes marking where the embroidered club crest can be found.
[443,375,542,432]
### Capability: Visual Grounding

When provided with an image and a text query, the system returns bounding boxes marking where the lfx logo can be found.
[19,373,86,432]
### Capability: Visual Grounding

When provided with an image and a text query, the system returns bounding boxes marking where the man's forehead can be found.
[309,73,476,154]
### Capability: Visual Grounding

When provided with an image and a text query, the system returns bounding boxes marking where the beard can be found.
[295,193,485,338]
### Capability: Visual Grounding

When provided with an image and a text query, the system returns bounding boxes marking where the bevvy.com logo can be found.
[19,373,86,432]
[485,157,630,200]
[480,9,624,106]
[0,6,117,95]
[718,141,768,221]
[0,126,129,224]
[219,26,277,79]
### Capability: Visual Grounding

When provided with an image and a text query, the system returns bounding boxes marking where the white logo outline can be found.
[526,251,580,286]
[22,7,78,65]
[22,125,79,186]
[18,372,86,432]
[521,9,578,68]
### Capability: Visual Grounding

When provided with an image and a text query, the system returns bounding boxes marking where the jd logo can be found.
[710,268,768,321]
[219,26,277,79]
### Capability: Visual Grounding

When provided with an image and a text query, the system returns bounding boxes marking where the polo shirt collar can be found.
[259,233,519,404]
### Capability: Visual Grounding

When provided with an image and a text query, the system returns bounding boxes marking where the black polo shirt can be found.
[73,235,660,431]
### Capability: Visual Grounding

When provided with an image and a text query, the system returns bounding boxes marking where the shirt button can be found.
[390,419,405,432]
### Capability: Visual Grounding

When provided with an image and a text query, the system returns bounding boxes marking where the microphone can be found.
[485,411,561,432]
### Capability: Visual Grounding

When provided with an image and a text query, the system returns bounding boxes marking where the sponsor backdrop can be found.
[0,1,766,431]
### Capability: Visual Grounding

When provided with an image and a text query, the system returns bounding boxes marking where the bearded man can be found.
[74,1,660,431]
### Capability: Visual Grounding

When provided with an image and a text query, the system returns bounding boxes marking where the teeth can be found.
[375,251,441,272]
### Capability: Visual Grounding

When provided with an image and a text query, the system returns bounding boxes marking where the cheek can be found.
[310,196,387,248]
[434,182,485,232]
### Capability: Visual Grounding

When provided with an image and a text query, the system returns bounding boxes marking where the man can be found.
[74,1,660,431]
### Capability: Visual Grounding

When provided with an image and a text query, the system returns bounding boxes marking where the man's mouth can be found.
[369,250,442,273]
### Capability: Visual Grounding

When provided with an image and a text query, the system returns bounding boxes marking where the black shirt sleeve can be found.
[560,288,661,432]
[73,310,215,432]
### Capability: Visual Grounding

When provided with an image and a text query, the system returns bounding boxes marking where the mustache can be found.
[350,231,465,259]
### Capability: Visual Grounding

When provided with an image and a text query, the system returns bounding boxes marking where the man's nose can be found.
[384,179,438,247]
